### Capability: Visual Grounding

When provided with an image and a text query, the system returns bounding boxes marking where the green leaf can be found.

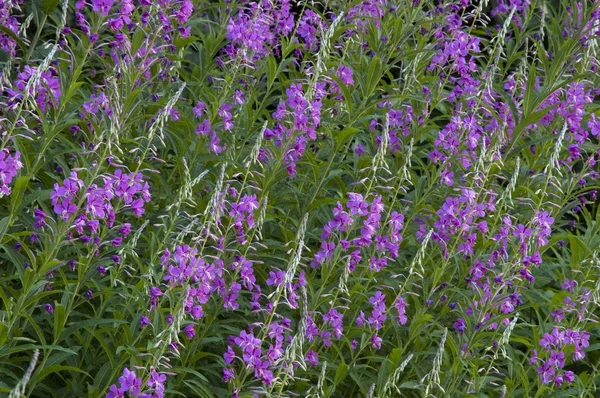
[182,379,214,398]
[53,303,66,342]
[91,362,112,392]
[32,365,91,386]
[22,189,52,208]
[266,56,278,87]
[398,381,422,390]
[0,344,77,356]
[0,217,10,244]
[10,176,30,214]
[174,36,199,49]
[335,127,360,150]
[334,362,348,386]
[522,63,537,116]
[42,0,60,14]
[364,56,382,98]
[0,324,7,346]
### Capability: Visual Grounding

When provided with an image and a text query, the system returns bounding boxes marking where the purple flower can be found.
[105,384,124,398]
[266,268,285,287]
[43,303,54,314]
[394,296,408,325]
[323,308,344,339]
[119,223,131,236]
[147,370,167,389]
[537,362,555,384]
[192,101,205,118]
[111,369,139,397]
[34,208,47,228]
[224,346,235,365]
[367,291,387,330]
[561,278,576,293]
[355,143,365,156]
[190,305,204,320]
[529,349,539,365]
[183,324,196,339]
[223,368,235,382]
[140,316,150,328]
[371,334,383,349]
[234,90,244,105]
[254,359,274,385]
[441,168,454,186]
[454,318,467,333]
[564,370,575,383]
[347,193,368,216]
[91,0,114,16]
[305,349,318,367]
[337,65,354,85]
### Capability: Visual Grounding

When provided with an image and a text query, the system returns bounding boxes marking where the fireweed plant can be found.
[2,0,600,397]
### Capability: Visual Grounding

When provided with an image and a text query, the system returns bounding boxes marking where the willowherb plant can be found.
[1,0,600,397]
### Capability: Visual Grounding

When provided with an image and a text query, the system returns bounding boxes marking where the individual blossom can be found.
[371,334,383,349]
[337,65,354,86]
[183,324,196,339]
[305,349,319,367]
[146,370,167,396]
[140,316,150,328]
[43,303,54,314]
[33,208,47,228]
[454,318,467,334]
[223,368,235,382]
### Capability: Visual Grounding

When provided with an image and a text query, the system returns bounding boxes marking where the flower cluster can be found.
[264,81,326,176]
[51,169,150,224]
[6,65,61,112]
[0,149,23,196]
[224,0,294,62]
[0,0,23,56]
[225,320,292,386]
[106,367,167,398]
[531,327,589,386]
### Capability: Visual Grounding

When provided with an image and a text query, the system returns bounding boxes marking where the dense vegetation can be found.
[1,0,600,397]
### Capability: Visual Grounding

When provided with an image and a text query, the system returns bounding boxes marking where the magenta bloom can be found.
[0,149,23,196]
[147,370,167,389]
[183,324,196,339]
[266,268,285,287]
[305,349,318,367]
[223,368,235,382]
[117,368,142,397]
[224,346,235,365]
[337,65,354,85]
[371,334,383,349]
[105,384,124,398]
[453,318,467,333]
[140,316,150,328]
[34,208,47,228]
[91,0,114,16]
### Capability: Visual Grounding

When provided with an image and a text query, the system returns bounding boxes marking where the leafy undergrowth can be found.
[1,0,600,397]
